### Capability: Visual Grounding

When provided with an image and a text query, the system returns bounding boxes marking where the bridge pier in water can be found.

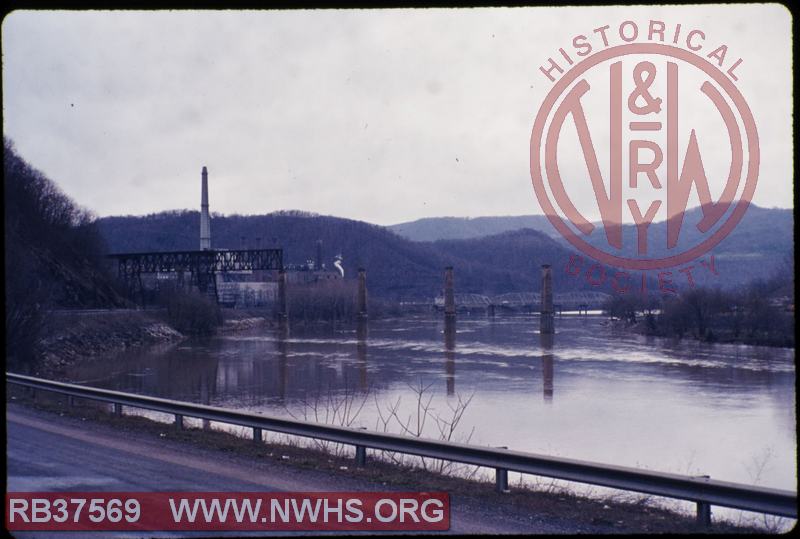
[540,264,554,334]
[444,266,455,318]
[277,269,288,321]
[357,268,368,319]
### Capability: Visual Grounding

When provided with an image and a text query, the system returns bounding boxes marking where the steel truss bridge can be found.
[109,249,283,303]
[435,291,612,312]
[493,291,612,312]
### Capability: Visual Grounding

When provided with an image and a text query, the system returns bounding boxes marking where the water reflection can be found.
[61,314,795,491]
[276,322,289,403]
[444,317,456,396]
[540,331,554,402]
[357,318,368,391]
[199,354,216,430]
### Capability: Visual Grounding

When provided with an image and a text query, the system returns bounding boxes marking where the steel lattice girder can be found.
[109,249,283,277]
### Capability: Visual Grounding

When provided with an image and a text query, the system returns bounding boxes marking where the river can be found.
[64,314,796,495]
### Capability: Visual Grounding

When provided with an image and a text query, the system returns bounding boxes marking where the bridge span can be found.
[434,291,612,313]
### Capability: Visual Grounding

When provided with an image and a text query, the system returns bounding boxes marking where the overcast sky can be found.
[2,6,793,226]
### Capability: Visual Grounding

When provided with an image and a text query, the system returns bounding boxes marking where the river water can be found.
[65,314,796,495]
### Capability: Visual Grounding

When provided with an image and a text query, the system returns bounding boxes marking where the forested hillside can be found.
[97,201,793,299]
[4,139,125,362]
[389,214,558,241]
[390,205,793,290]
[573,204,794,288]
[97,212,607,299]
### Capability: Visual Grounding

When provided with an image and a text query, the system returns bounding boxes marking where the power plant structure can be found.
[110,167,351,311]
[111,166,594,319]
[110,167,283,307]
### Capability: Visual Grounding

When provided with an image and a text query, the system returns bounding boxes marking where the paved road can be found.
[6,404,576,536]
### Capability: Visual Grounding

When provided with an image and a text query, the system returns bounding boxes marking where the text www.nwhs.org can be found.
[6,492,450,531]
[170,495,446,525]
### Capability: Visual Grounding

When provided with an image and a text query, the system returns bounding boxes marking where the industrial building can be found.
[196,168,343,308]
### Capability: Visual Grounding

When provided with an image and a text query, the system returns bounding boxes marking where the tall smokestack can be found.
[200,166,211,250]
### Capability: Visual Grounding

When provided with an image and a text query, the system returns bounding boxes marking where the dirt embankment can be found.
[33,308,277,377]
[36,310,184,375]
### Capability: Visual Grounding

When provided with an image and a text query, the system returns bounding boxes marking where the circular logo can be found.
[530,43,759,271]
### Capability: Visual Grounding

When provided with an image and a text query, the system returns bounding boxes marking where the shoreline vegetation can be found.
[603,276,795,348]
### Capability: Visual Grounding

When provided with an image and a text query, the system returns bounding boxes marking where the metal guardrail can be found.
[7,372,796,525]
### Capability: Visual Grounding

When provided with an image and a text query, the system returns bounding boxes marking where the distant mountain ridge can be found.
[96,204,792,299]
[96,211,605,300]
[565,204,794,288]
[389,215,559,242]
[388,205,793,289]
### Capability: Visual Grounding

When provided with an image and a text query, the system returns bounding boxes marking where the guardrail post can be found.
[175,414,184,430]
[253,427,262,443]
[68,396,75,407]
[355,427,368,467]
[696,501,711,527]
[496,468,509,493]
[692,474,712,527]
[114,403,123,416]
[494,468,510,494]
[355,445,367,467]
[495,446,510,493]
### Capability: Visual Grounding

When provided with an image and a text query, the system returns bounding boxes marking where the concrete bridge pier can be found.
[357,268,368,319]
[540,264,554,334]
[444,267,456,318]
[277,269,288,320]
